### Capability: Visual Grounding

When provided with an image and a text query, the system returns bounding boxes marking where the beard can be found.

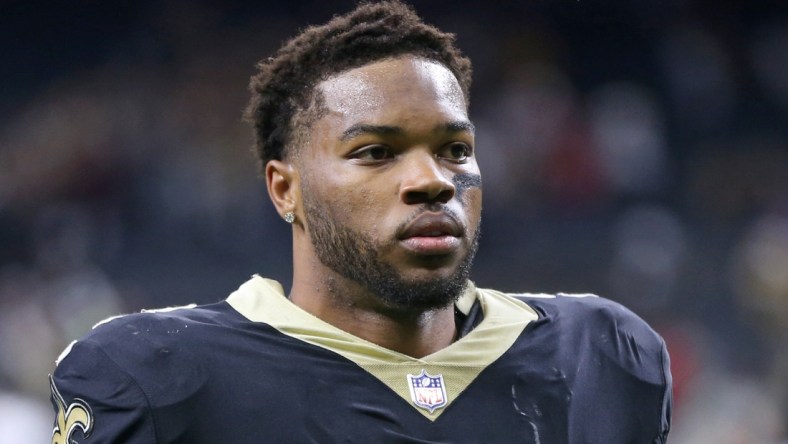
[301,193,480,313]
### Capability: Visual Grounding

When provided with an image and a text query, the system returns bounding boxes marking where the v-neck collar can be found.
[227,275,538,420]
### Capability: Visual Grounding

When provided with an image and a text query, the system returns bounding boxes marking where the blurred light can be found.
[588,83,669,196]
[608,204,687,310]
[0,392,51,443]
[731,215,788,325]
[479,62,578,206]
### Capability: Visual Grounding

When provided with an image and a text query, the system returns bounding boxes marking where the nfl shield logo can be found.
[406,369,448,413]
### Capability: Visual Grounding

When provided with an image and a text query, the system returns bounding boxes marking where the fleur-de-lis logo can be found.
[49,375,93,444]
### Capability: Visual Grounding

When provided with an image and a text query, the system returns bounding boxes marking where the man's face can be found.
[297,56,482,312]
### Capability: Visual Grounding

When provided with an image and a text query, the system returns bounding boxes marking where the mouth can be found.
[397,212,464,256]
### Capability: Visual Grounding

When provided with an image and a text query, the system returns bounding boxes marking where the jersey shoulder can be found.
[505,291,669,385]
[503,291,671,442]
[513,291,664,346]
[49,302,241,443]
[57,300,241,376]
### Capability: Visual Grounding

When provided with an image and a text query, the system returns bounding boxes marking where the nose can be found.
[399,150,456,205]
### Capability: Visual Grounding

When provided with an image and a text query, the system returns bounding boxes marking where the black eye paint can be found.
[453,173,482,199]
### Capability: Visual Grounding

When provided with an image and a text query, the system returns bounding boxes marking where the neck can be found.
[289,257,457,358]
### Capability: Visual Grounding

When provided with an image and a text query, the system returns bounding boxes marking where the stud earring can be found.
[283,212,296,224]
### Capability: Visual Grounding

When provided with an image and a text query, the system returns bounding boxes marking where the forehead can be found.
[316,56,468,126]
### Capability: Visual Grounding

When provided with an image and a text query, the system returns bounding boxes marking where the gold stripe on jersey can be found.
[227,276,537,420]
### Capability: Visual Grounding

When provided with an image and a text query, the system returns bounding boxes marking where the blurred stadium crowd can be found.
[1,0,786,441]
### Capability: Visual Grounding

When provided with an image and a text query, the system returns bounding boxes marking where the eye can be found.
[440,142,473,162]
[350,145,393,163]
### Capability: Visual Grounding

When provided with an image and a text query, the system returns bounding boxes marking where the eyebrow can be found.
[439,121,475,134]
[339,121,475,141]
[340,124,403,141]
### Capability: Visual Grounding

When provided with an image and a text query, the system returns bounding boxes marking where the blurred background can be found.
[1,0,786,441]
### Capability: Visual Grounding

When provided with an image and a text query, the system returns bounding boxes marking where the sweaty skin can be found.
[266,56,482,358]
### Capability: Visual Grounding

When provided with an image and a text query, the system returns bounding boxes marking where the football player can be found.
[50,2,671,442]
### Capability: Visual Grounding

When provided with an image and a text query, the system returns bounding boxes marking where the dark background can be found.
[1,1,786,441]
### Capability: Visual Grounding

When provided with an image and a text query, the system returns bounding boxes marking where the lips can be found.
[398,212,463,240]
[397,212,463,255]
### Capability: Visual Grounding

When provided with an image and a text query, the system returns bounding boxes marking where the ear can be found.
[265,159,300,222]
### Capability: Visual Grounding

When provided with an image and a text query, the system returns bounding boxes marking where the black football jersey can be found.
[50,276,671,443]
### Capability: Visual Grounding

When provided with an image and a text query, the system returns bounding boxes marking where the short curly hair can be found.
[244,0,472,167]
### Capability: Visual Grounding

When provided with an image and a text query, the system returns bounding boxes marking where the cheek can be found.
[465,188,483,225]
[338,189,380,233]
[458,182,483,237]
[308,175,383,229]
[343,181,408,244]
[350,186,392,234]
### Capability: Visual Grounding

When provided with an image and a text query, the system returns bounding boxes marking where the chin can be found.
[365,267,471,313]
